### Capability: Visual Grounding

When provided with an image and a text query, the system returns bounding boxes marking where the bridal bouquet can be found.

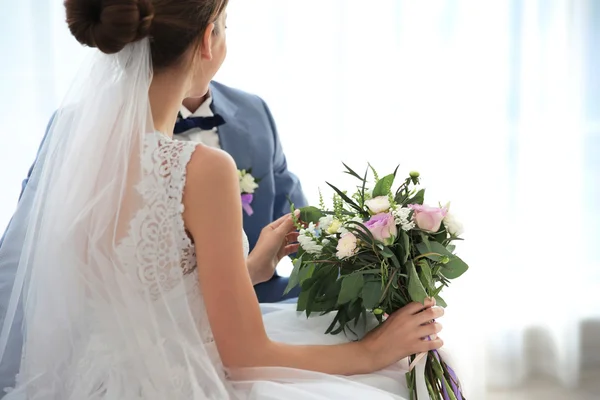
[286,164,468,400]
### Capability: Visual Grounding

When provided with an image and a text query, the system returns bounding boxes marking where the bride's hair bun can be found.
[65,0,154,54]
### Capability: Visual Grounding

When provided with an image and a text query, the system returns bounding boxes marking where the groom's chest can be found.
[218,110,275,175]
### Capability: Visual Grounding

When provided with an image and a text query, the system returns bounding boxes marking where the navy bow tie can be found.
[173,114,226,135]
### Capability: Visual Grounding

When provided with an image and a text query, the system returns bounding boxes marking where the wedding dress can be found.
[0,39,429,399]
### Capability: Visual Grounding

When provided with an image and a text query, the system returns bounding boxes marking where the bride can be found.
[0,0,447,398]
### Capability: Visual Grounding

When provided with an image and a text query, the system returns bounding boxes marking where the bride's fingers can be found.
[282,243,300,256]
[415,306,444,325]
[270,213,293,229]
[285,232,299,243]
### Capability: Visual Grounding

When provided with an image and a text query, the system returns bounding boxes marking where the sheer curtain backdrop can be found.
[0,0,598,398]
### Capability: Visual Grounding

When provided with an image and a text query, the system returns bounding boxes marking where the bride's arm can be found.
[183,146,443,375]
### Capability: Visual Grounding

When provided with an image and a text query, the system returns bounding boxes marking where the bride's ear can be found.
[200,22,216,61]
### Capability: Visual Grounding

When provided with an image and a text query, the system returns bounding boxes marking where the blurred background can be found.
[0,0,598,398]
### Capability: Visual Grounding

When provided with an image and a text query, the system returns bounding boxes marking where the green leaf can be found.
[401,231,410,263]
[407,189,425,205]
[296,287,311,311]
[299,206,324,224]
[432,223,448,244]
[434,295,448,308]
[326,182,365,214]
[372,173,395,198]
[416,241,452,261]
[345,226,374,247]
[441,256,469,279]
[432,285,445,297]
[342,162,365,182]
[298,263,315,285]
[362,280,383,309]
[325,312,342,334]
[446,244,456,253]
[418,259,433,289]
[284,256,302,295]
[379,246,395,258]
[337,274,364,305]
[407,261,428,304]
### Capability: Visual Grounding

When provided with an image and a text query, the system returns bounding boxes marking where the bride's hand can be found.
[361,298,444,371]
[247,212,300,285]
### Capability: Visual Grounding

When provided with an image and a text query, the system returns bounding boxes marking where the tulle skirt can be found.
[228,303,411,399]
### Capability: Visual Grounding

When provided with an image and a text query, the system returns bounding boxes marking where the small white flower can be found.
[336,233,358,259]
[298,233,323,255]
[365,196,391,214]
[239,170,259,194]
[392,206,415,231]
[321,238,331,247]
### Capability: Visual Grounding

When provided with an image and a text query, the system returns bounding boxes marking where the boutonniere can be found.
[239,169,259,216]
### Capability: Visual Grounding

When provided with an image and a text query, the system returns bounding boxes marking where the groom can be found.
[174,81,307,301]
[0,80,306,303]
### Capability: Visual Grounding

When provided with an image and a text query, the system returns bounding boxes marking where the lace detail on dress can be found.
[116,132,199,301]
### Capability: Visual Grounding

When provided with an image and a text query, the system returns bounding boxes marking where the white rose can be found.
[365,196,391,214]
[336,233,358,259]
[443,211,464,237]
[239,171,259,194]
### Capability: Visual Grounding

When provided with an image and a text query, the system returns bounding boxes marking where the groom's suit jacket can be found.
[0,81,305,392]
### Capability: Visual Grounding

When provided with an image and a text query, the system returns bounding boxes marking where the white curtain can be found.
[1,0,598,398]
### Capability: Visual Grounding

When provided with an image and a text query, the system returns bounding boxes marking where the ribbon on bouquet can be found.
[408,335,465,400]
[409,347,465,400]
[241,194,254,216]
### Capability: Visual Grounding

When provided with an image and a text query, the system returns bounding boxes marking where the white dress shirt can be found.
[177,93,221,149]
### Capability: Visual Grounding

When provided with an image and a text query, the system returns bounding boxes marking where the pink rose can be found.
[364,213,398,245]
[410,204,447,232]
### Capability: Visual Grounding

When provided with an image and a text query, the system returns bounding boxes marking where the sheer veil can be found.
[0,39,230,399]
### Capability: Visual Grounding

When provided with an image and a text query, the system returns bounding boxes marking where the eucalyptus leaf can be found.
[299,206,324,224]
[380,246,395,258]
[298,263,315,285]
[434,295,448,308]
[362,280,384,309]
[402,231,410,263]
[441,256,469,279]
[372,173,395,197]
[418,259,433,289]
[407,188,425,205]
[284,256,302,295]
[337,274,364,305]
[407,261,428,304]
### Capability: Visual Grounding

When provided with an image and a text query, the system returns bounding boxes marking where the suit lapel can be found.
[210,85,254,170]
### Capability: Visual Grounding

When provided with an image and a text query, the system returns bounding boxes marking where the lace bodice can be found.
[117,132,249,344]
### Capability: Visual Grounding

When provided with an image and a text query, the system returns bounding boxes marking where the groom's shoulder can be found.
[210,81,269,113]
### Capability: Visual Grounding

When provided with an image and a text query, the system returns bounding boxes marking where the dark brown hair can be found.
[65,0,228,70]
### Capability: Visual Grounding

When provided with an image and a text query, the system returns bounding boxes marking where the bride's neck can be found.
[149,72,189,137]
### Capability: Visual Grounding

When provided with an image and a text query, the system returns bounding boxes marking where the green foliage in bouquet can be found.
[285,163,469,337]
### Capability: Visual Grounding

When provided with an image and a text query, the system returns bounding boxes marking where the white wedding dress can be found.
[0,41,461,399]
[80,131,412,399]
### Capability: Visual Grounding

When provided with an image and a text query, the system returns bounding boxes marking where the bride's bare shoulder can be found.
[185,145,238,193]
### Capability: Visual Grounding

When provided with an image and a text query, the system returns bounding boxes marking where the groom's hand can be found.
[247,212,300,285]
